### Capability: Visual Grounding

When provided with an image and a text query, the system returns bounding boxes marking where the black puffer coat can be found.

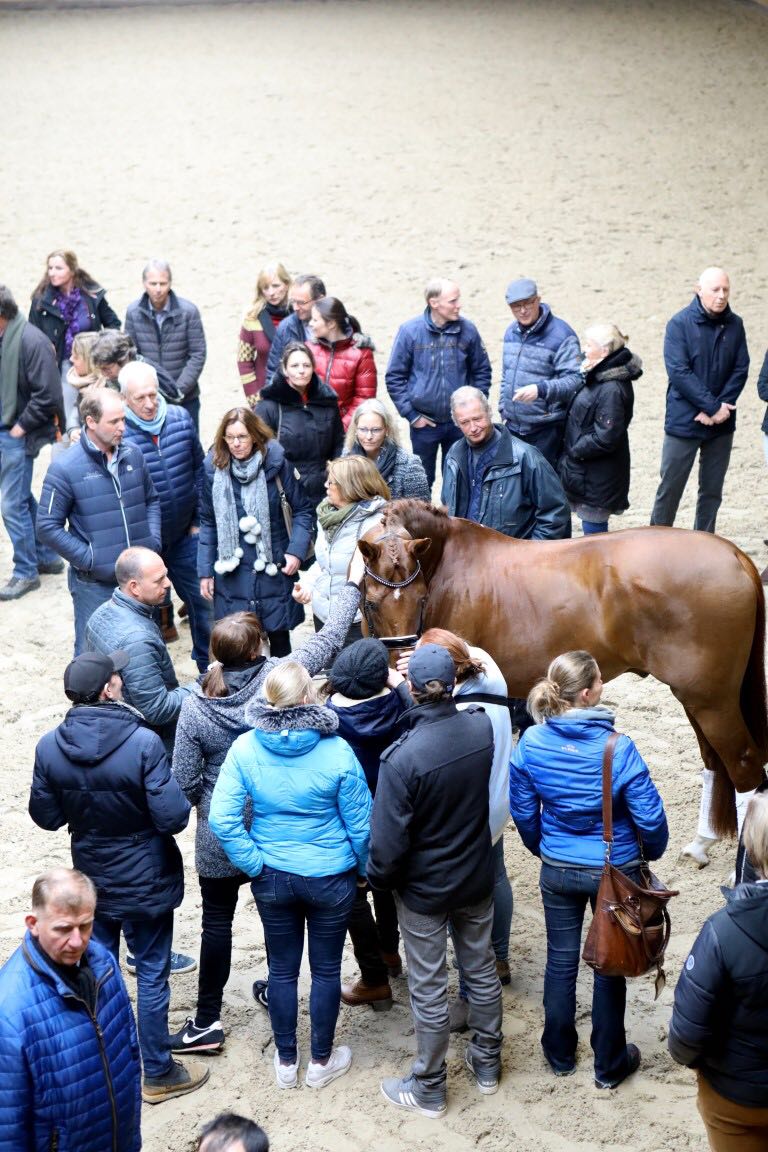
[29,284,120,367]
[558,347,642,513]
[669,881,768,1107]
[255,370,344,505]
[29,702,189,918]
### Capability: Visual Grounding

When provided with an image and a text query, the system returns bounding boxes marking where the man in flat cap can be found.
[499,277,581,468]
[369,644,503,1117]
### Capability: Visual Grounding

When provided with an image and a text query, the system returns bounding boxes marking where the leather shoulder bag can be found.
[582,731,678,998]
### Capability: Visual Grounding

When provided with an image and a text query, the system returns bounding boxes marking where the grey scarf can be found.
[0,313,25,426]
[212,452,276,576]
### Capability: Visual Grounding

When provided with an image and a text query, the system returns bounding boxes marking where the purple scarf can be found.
[58,287,84,358]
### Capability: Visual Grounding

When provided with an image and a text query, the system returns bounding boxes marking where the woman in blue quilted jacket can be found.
[509,650,668,1090]
[209,661,371,1093]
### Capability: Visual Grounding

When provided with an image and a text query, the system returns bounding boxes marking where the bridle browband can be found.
[361,529,426,650]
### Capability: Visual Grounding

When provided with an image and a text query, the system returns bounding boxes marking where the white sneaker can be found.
[305,1045,352,1089]
[274,1048,300,1089]
[680,835,718,868]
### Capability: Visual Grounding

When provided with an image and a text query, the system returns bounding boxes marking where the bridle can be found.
[361,530,426,650]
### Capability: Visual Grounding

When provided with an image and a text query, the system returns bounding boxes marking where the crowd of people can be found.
[0,252,767,1150]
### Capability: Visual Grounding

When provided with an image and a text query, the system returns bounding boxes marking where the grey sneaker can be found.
[380,1075,447,1118]
[465,1049,500,1095]
[0,576,40,601]
[305,1045,351,1089]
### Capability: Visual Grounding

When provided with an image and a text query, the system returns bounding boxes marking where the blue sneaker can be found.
[126,950,197,976]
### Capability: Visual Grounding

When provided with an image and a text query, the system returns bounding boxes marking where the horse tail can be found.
[736,550,768,761]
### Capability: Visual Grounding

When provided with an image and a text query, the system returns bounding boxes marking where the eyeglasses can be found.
[224,434,252,445]
[357,427,386,437]
[509,296,538,312]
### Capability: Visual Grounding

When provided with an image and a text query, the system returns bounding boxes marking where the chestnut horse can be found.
[358,500,768,836]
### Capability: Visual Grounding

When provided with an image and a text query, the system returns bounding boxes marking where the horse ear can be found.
[406,537,432,559]
[358,539,380,564]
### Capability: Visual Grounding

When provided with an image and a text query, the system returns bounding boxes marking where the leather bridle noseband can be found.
[361,530,426,650]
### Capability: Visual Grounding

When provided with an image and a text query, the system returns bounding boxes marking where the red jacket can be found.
[310,334,377,429]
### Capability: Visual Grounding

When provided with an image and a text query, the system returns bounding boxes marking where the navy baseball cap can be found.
[408,643,456,691]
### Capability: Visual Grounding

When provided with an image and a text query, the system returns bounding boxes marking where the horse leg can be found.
[676,698,760,837]
[678,709,725,862]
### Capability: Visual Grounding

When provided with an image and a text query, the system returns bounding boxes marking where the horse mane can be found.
[381,500,454,580]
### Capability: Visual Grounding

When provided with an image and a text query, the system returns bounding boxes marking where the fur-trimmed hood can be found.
[245,698,339,757]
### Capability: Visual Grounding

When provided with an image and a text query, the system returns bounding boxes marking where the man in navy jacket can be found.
[651,266,749,533]
[37,388,161,655]
[264,273,326,386]
[386,278,492,489]
[0,868,142,1151]
[29,652,208,1106]
[125,260,207,431]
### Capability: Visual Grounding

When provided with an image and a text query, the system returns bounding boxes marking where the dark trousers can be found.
[650,432,733,533]
[539,861,640,1083]
[410,420,462,490]
[510,421,564,470]
[196,873,250,1026]
[347,883,400,985]
[267,629,291,657]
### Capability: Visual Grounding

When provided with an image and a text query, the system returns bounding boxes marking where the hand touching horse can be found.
[358,500,768,836]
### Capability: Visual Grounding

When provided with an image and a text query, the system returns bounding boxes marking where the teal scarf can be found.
[124,392,168,436]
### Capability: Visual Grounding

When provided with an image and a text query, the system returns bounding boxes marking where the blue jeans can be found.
[251,866,356,1063]
[164,531,213,671]
[93,911,174,1079]
[539,861,640,1083]
[410,420,461,490]
[0,429,59,579]
[68,567,115,656]
[183,395,200,433]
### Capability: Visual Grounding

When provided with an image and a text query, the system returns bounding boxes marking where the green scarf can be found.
[316,498,356,544]
[0,313,25,427]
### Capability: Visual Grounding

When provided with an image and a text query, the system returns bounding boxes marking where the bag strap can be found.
[601,731,620,856]
[274,473,292,537]
[457,691,520,709]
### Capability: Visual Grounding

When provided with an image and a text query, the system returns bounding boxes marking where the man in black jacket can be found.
[368,644,503,1117]
[0,284,64,600]
[29,649,209,1106]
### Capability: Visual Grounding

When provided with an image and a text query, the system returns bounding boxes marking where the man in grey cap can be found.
[368,644,502,1117]
[29,649,209,1106]
[499,277,581,467]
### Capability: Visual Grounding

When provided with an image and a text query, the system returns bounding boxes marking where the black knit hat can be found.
[329,638,390,699]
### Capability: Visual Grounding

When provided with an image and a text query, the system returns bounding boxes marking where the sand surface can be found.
[1,1,768,1149]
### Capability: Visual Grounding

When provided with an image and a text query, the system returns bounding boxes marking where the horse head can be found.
[358,524,431,656]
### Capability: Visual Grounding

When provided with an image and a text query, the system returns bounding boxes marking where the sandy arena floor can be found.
[1,1,768,1149]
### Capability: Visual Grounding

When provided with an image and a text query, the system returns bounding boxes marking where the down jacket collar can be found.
[55,701,146,765]
[245,699,339,757]
[260,370,340,408]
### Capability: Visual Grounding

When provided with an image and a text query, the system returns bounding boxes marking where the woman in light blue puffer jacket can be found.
[509,649,667,1092]
[209,661,371,1093]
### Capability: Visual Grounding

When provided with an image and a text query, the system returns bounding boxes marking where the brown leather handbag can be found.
[582,732,678,998]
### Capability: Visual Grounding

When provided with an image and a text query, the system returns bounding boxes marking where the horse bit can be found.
[361,530,425,651]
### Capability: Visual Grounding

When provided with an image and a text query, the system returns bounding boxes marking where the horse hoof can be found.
[680,836,717,868]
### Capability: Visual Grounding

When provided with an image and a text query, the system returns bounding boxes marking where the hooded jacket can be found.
[367,697,494,913]
[309,329,377,429]
[509,707,668,867]
[500,303,582,435]
[37,435,161,583]
[669,882,768,1107]
[209,700,371,878]
[29,701,189,918]
[326,683,412,793]
[662,295,749,440]
[0,932,141,1152]
[556,347,642,512]
[255,369,345,506]
[385,308,492,425]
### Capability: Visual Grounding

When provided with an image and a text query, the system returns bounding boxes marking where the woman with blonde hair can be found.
[293,455,389,646]
[209,661,371,1091]
[669,790,768,1150]
[198,406,314,656]
[509,650,667,1089]
[345,398,430,501]
[237,262,292,402]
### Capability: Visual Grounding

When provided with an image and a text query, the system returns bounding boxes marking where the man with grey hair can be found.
[265,272,327,384]
[125,260,207,430]
[0,283,64,600]
[442,386,570,540]
[120,360,211,668]
[386,279,491,489]
[650,266,749,533]
[0,867,145,1146]
[86,546,192,752]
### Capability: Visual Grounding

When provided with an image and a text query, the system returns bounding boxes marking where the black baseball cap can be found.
[64,650,129,701]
